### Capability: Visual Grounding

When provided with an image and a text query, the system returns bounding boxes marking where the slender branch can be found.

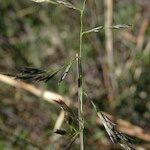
[82,24,131,35]
[82,26,104,35]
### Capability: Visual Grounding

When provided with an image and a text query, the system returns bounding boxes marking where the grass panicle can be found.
[10,67,60,82]
[59,62,73,83]
[84,92,134,150]
[7,57,76,83]
[98,113,134,150]
[54,99,78,132]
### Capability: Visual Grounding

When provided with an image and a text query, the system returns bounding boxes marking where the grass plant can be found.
[6,0,135,149]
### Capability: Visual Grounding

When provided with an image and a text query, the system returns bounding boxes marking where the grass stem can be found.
[77,1,86,149]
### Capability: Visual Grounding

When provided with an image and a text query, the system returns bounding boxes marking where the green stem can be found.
[77,1,86,150]
[76,53,84,150]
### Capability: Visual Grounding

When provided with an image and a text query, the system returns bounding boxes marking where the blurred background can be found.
[0,0,149,149]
